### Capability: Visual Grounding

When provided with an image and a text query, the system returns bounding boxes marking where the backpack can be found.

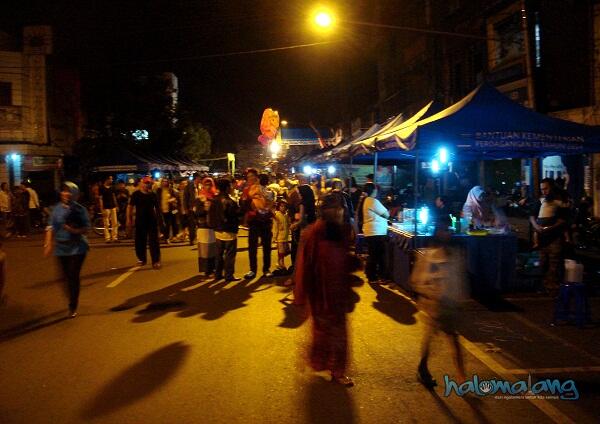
[206,197,225,230]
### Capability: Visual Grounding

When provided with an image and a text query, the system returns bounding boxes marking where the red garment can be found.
[199,177,217,200]
[295,220,360,376]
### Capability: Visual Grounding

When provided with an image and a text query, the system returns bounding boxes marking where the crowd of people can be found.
[37,169,394,385]
[0,181,42,238]
[16,167,591,387]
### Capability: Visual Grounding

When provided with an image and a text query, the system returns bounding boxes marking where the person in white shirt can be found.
[359,182,390,283]
[22,182,40,233]
[0,182,12,237]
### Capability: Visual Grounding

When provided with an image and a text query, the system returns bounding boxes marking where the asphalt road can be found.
[0,231,599,423]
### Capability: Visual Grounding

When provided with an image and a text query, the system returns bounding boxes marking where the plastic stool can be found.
[553,283,590,328]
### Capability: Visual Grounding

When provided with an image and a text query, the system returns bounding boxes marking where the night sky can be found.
[1,0,373,150]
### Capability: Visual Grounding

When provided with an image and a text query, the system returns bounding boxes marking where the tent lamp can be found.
[418,207,429,225]
[439,147,448,164]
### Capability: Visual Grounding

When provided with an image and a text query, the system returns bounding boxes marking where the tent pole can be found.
[350,155,354,188]
[373,151,378,185]
[414,152,419,237]
[533,157,541,198]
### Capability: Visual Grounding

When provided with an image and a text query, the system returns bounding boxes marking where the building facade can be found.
[0,25,82,196]
[348,0,598,210]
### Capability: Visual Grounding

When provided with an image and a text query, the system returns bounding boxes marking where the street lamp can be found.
[314,11,334,28]
[309,6,336,32]
[281,120,288,127]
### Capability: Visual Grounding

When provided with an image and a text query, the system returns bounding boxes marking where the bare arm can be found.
[43,228,53,257]
[127,204,134,226]
[529,216,542,232]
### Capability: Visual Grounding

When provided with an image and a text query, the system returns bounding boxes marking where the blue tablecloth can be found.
[386,229,517,292]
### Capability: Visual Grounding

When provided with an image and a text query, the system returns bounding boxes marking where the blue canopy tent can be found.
[318,83,600,237]
[348,82,600,163]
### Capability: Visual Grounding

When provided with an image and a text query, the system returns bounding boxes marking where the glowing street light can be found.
[281,120,288,127]
[314,11,334,28]
[313,10,334,29]
[327,165,336,175]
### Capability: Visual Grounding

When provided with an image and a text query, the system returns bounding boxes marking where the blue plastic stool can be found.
[553,283,590,327]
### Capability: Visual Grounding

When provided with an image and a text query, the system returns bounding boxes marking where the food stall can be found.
[317,83,600,293]
[387,215,517,293]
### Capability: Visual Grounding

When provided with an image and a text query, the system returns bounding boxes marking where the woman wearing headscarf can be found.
[195,177,217,277]
[43,182,90,318]
[462,186,504,229]
[295,193,361,386]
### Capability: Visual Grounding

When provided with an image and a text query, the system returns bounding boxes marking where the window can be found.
[0,82,11,106]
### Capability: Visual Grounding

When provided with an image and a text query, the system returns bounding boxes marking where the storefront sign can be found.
[23,156,62,171]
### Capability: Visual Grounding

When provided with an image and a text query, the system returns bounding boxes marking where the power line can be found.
[0,40,338,69]
[108,40,338,66]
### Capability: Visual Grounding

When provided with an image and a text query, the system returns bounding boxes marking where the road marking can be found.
[507,366,600,374]
[509,312,600,364]
[106,266,141,288]
[459,336,575,424]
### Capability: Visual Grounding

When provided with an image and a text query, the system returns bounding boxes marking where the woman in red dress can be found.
[295,193,361,386]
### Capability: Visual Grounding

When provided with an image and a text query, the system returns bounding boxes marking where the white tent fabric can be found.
[350,101,435,154]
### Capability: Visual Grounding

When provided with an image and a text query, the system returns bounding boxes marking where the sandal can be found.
[333,375,354,387]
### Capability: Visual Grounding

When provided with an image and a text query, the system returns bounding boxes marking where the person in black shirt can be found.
[345,177,362,212]
[434,196,452,234]
[212,178,241,281]
[127,176,162,268]
[99,176,119,242]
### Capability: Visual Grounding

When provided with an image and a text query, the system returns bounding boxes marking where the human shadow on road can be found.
[0,310,69,342]
[81,341,190,420]
[26,265,136,289]
[111,276,269,322]
[304,379,356,424]
[278,294,308,329]
[369,282,418,325]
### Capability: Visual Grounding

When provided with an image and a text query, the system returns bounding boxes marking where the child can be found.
[273,200,290,273]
